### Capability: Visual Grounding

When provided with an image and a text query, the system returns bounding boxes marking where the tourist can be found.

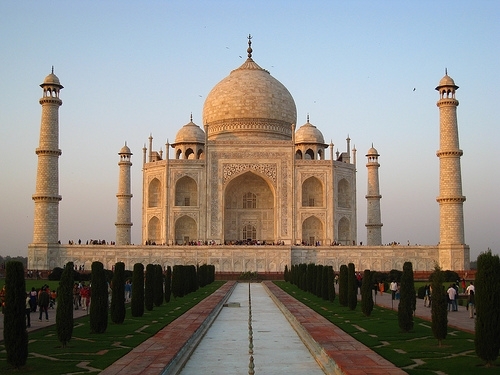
[390,280,398,300]
[446,284,457,312]
[38,286,49,321]
[73,283,80,310]
[423,285,430,307]
[466,281,475,318]
[29,287,38,312]
[25,292,31,328]
[378,281,385,296]
[124,280,132,302]
[80,283,89,310]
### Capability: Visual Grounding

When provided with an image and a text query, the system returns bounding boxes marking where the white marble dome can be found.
[202,47,297,141]
[295,119,325,144]
[174,118,205,144]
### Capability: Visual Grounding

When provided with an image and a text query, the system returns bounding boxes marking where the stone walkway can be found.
[179,283,326,375]
[368,289,475,334]
[101,281,405,374]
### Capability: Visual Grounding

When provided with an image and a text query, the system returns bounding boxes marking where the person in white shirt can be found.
[390,281,398,300]
[466,281,475,318]
[447,285,457,312]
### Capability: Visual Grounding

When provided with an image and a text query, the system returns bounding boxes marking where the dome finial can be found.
[247,34,253,59]
[190,112,193,122]
[51,65,54,74]
[307,113,309,123]
[445,67,448,76]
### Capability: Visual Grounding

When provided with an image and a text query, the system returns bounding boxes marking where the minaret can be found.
[436,71,469,270]
[115,143,133,245]
[365,145,382,245]
[29,69,63,269]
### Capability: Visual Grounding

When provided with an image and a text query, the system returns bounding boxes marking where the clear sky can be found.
[0,1,498,262]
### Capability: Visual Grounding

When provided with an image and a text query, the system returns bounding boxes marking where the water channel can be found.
[178,282,326,374]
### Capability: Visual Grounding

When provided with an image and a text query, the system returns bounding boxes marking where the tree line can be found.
[2,260,216,370]
[284,253,500,367]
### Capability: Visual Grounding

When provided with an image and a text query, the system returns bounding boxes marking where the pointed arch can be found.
[338,216,351,245]
[148,216,161,244]
[185,148,195,159]
[148,178,161,207]
[302,176,323,207]
[175,215,197,245]
[175,176,198,206]
[302,215,324,245]
[338,178,351,208]
[224,171,275,242]
[305,149,315,160]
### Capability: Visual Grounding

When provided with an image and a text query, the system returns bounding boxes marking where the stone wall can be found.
[29,244,455,272]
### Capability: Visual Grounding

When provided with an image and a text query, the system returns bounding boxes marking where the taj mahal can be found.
[28,37,470,272]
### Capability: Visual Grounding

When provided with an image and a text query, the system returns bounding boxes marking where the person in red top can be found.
[80,283,90,310]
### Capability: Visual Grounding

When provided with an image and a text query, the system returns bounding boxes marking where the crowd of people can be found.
[422,279,476,318]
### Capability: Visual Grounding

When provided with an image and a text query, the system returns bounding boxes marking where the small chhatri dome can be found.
[295,115,325,144]
[174,115,205,144]
[203,35,297,141]
[366,144,379,157]
[436,69,458,90]
[119,142,132,155]
[42,66,63,87]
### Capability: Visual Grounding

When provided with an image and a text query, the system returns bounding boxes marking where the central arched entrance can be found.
[224,171,275,243]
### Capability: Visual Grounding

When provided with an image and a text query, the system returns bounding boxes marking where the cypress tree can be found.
[321,266,329,300]
[339,264,348,306]
[431,265,447,346]
[171,265,184,298]
[398,261,416,332]
[327,266,336,302]
[90,261,108,333]
[131,263,144,317]
[475,250,500,365]
[284,265,289,282]
[347,263,357,310]
[56,262,74,347]
[190,265,198,293]
[361,269,374,317]
[164,266,172,303]
[306,263,315,293]
[111,262,126,324]
[154,265,164,307]
[315,265,323,297]
[4,261,28,369]
[145,264,155,311]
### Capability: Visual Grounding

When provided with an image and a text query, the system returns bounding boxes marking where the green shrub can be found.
[111,262,126,324]
[315,264,323,298]
[327,266,336,302]
[361,269,374,316]
[347,263,357,310]
[164,266,171,303]
[339,264,348,307]
[431,265,447,346]
[144,264,155,311]
[398,261,415,332]
[56,262,74,347]
[4,261,28,369]
[306,263,315,294]
[48,267,63,281]
[153,265,164,307]
[89,261,108,333]
[475,250,500,365]
[131,263,144,317]
[321,266,329,300]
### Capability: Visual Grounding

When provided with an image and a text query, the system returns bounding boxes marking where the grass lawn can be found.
[0,281,225,374]
[274,281,500,374]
